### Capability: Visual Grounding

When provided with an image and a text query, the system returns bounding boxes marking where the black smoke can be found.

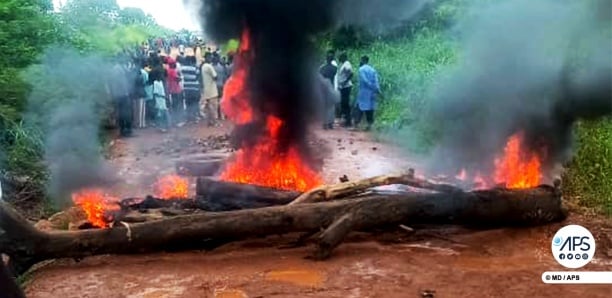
[423,0,612,178]
[201,0,333,153]
[186,0,427,154]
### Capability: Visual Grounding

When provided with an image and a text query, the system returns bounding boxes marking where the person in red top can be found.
[166,61,184,126]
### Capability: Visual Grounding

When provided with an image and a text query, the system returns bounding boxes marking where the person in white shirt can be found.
[337,52,354,127]
[151,69,170,132]
[200,52,219,127]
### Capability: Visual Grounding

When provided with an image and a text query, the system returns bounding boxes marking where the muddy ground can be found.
[24,121,612,297]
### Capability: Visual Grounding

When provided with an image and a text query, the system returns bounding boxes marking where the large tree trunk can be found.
[0,186,566,275]
[193,173,463,211]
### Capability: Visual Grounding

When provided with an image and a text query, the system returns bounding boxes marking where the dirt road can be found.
[24,122,612,297]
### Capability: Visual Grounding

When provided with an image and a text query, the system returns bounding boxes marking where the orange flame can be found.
[154,175,189,199]
[454,132,543,190]
[222,29,254,125]
[71,189,119,228]
[219,28,323,192]
[221,116,322,191]
[494,132,542,188]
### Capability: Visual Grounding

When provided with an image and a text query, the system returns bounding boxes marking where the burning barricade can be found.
[0,26,567,278]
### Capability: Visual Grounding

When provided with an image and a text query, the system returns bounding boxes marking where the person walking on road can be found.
[354,55,381,131]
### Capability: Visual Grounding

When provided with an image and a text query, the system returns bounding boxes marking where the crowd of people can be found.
[109,39,233,137]
[319,50,381,131]
[108,38,380,138]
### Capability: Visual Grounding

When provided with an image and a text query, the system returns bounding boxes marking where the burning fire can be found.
[71,189,119,228]
[454,132,543,189]
[154,175,189,199]
[219,29,323,192]
[494,132,542,189]
[222,29,254,125]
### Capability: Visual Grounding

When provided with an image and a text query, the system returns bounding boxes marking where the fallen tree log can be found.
[194,173,462,211]
[0,185,566,275]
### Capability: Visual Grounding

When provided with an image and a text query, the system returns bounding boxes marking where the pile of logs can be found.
[0,170,567,277]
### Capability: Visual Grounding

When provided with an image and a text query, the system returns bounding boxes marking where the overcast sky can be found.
[53,0,201,30]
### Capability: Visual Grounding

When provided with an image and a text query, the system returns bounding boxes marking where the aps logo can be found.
[551,224,596,269]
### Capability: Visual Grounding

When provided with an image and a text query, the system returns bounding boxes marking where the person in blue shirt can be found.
[355,55,381,131]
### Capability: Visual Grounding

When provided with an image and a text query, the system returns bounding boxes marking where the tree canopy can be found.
[0,0,181,211]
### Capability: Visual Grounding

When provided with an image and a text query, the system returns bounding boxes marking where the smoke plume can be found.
[186,0,427,154]
[336,0,432,33]
[25,47,118,204]
[424,0,612,177]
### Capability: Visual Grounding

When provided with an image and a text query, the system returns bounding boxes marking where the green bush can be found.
[563,119,612,216]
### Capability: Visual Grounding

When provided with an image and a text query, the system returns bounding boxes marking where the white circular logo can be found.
[551,224,596,269]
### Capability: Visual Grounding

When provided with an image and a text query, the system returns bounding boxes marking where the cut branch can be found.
[0,186,566,275]
[289,172,463,205]
[313,214,354,260]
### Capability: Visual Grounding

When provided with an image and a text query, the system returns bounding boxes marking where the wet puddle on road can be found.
[264,269,325,288]
[453,255,547,271]
[214,289,248,298]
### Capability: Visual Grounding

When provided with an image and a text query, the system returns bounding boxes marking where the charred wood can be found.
[195,178,298,211]
[118,196,197,211]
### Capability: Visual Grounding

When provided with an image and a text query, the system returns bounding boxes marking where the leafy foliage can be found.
[0,0,58,68]
[0,0,58,180]
[563,120,612,216]
[0,0,176,213]
[59,0,173,54]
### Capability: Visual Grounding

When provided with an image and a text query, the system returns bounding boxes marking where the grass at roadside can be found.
[563,119,612,217]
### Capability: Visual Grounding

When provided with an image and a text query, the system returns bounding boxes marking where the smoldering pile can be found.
[423,0,612,177]
[24,47,120,204]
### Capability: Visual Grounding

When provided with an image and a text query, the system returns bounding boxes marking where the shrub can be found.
[563,119,612,216]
